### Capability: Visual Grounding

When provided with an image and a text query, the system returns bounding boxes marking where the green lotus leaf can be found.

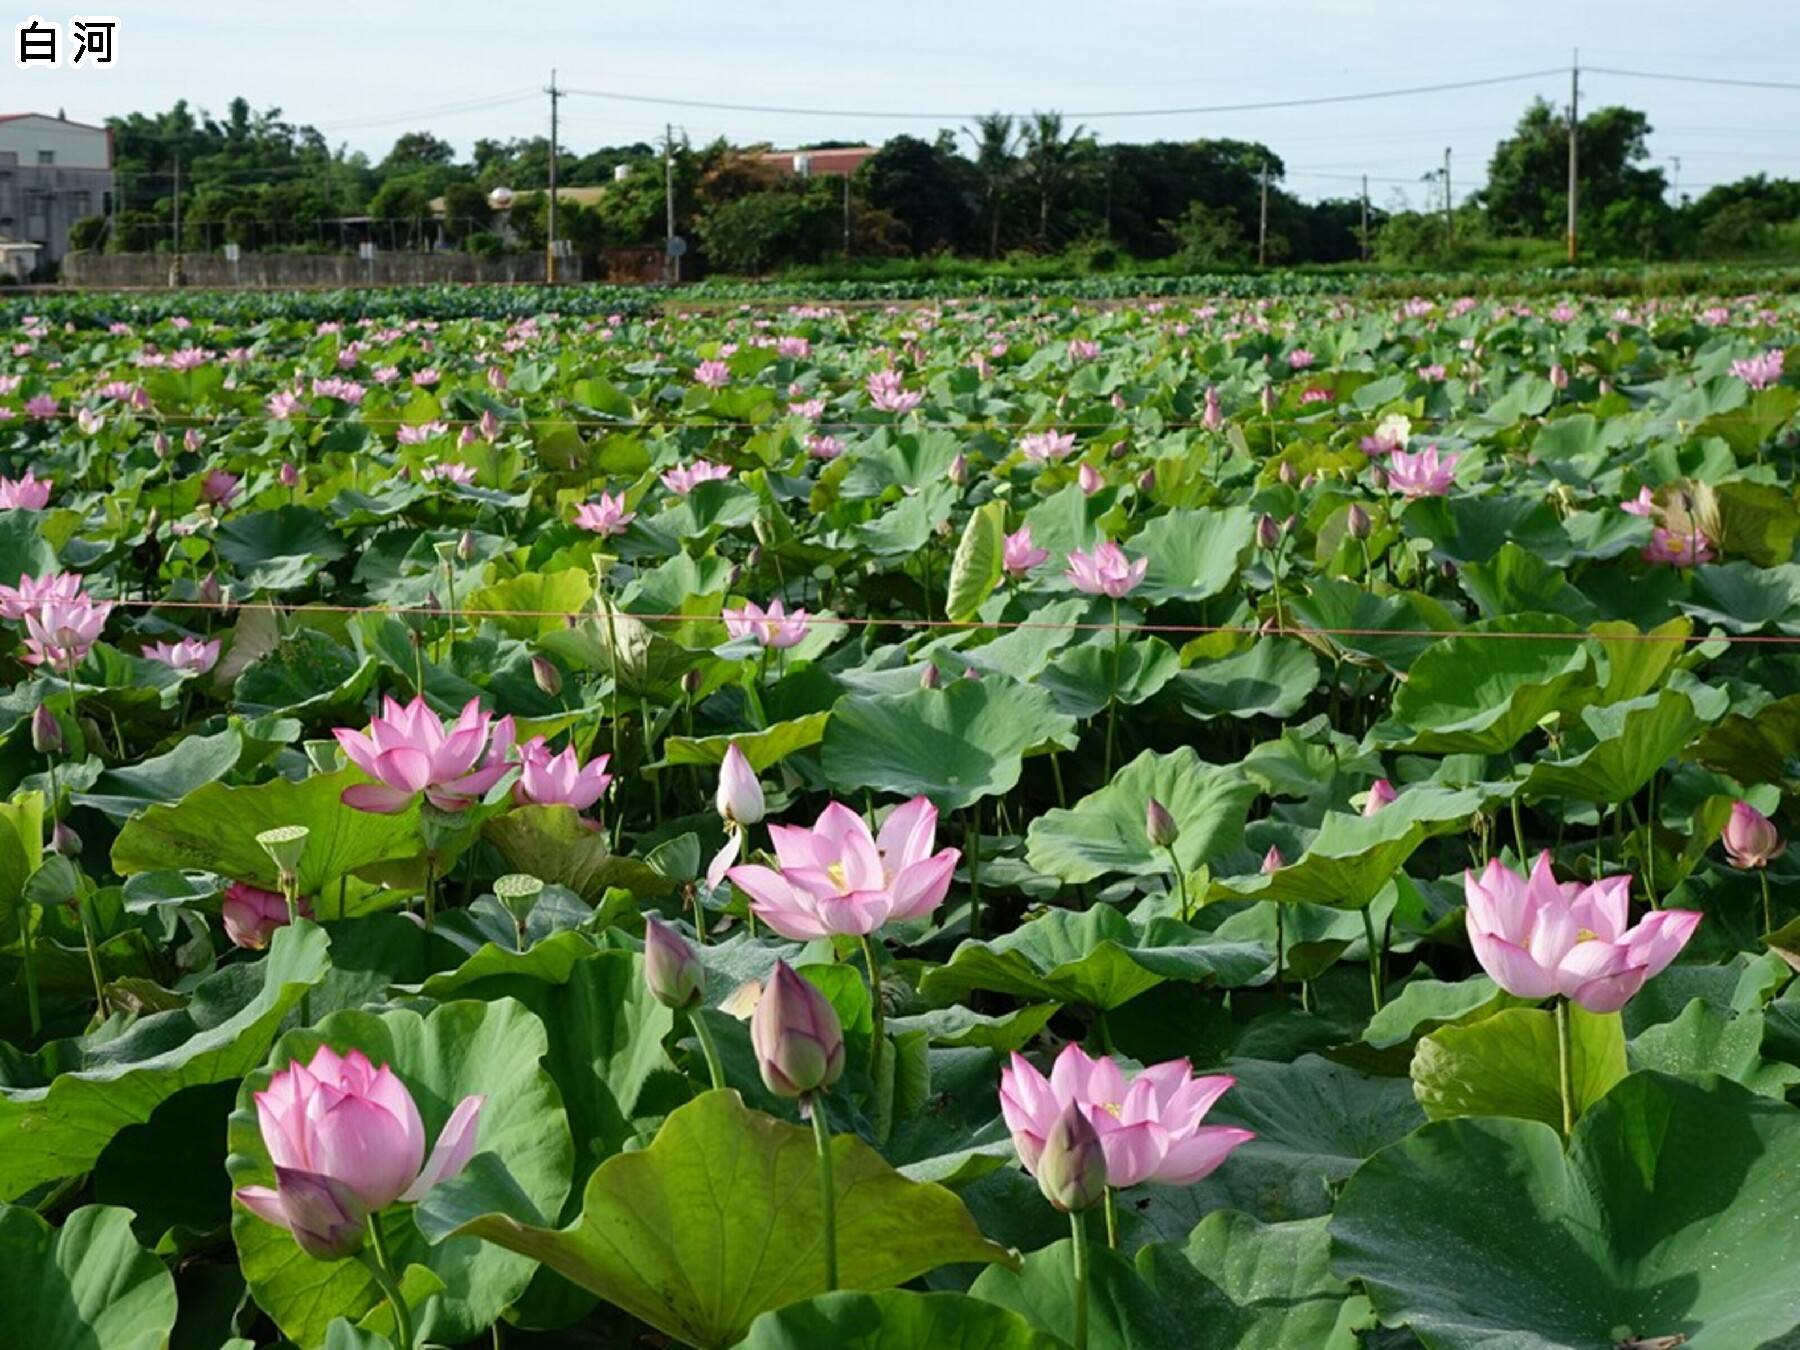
[1409,1004,1627,1131]
[0,1203,178,1350]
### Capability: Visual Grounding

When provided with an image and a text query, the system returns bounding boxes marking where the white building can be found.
[0,112,116,273]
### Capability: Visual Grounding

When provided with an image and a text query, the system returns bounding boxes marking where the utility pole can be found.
[842,171,851,257]
[1257,160,1269,267]
[1670,155,1682,207]
[664,123,679,284]
[1443,146,1453,248]
[1567,49,1580,264]
[545,69,561,284]
[170,150,185,287]
[1360,173,1370,262]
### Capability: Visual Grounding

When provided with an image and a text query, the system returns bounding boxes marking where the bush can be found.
[464,232,505,258]
[66,215,108,252]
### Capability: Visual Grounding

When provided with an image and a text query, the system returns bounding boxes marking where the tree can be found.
[861,135,977,254]
[697,190,835,273]
[380,131,457,175]
[1159,201,1248,267]
[966,112,1016,257]
[1018,112,1094,244]
[440,181,492,243]
[1484,99,1667,241]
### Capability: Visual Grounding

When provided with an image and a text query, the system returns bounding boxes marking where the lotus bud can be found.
[681,668,703,698]
[1202,385,1223,430]
[184,428,203,453]
[1346,503,1372,540]
[644,916,704,1010]
[1549,363,1569,390]
[726,564,742,590]
[715,742,765,826]
[1363,779,1397,816]
[457,529,477,563]
[154,432,171,459]
[223,881,301,949]
[50,821,81,856]
[1035,1100,1108,1213]
[1257,512,1283,551]
[31,704,61,754]
[1723,800,1785,870]
[746,545,763,571]
[532,654,563,697]
[1262,845,1286,873]
[256,824,310,886]
[1137,467,1156,494]
[279,461,299,487]
[1278,460,1298,486]
[198,572,222,607]
[750,960,845,1099]
[1260,385,1276,415]
[494,872,544,926]
[1145,797,1180,850]
[948,452,969,486]
[1370,466,1388,491]
[1078,462,1103,496]
[1300,472,1318,491]
[920,662,942,689]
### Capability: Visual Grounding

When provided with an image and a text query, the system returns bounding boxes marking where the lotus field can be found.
[3,287,1800,1350]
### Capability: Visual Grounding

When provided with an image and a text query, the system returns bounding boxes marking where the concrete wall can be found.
[60,250,597,289]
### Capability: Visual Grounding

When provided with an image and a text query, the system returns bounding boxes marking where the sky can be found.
[9,1,1800,208]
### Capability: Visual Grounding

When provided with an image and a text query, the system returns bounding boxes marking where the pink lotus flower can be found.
[1078,462,1104,496]
[1463,853,1700,1013]
[421,461,477,485]
[723,598,810,649]
[1385,446,1459,498]
[395,421,448,444]
[1722,800,1785,870]
[1065,540,1148,598]
[1019,430,1077,463]
[694,359,731,388]
[1202,386,1223,431]
[1067,339,1100,363]
[777,335,812,359]
[24,394,58,420]
[0,471,52,510]
[805,433,843,460]
[76,407,104,435]
[143,635,221,674]
[1642,527,1714,566]
[727,796,959,938]
[0,571,82,622]
[234,1046,483,1259]
[333,695,517,814]
[512,736,612,811]
[1359,413,1412,457]
[1003,525,1049,577]
[200,469,241,506]
[866,369,923,413]
[574,491,635,536]
[660,459,733,495]
[223,881,309,950]
[1731,349,1784,392]
[310,376,365,405]
[1000,1044,1252,1189]
[1620,487,1657,517]
[1287,348,1315,370]
[21,591,112,668]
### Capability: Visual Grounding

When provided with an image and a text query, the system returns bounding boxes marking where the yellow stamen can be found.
[826,861,848,890]
[1100,1101,1122,1118]
[1576,928,1598,943]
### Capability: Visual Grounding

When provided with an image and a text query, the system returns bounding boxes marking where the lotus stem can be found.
[859,932,886,1093]
[1104,598,1121,780]
[1360,906,1383,1012]
[363,1215,415,1350]
[1762,870,1775,936]
[20,900,39,1036]
[1102,1185,1119,1250]
[1510,794,1527,863]
[1554,996,1575,1141]
[1274,902,1285,994]
[1069,1207,1090,1350]
[968,803,983,939]
[1166,846,1190,923]
[809,1095,838,1292]
[689,1009,727,1091]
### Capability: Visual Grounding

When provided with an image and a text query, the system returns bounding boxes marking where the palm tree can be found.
[1019,111,1087,246]
[966,112,1015,258]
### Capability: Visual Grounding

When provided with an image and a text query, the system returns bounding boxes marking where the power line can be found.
[560,68,1567,122]
[315,91,540,133]
[1585,65,1800,93]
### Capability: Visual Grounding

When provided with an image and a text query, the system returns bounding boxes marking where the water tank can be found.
[613,163,631,182]
[792,154,812,178]
[486,186,516,211]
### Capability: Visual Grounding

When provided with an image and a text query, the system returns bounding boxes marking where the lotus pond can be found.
[0,288,1797,1349]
